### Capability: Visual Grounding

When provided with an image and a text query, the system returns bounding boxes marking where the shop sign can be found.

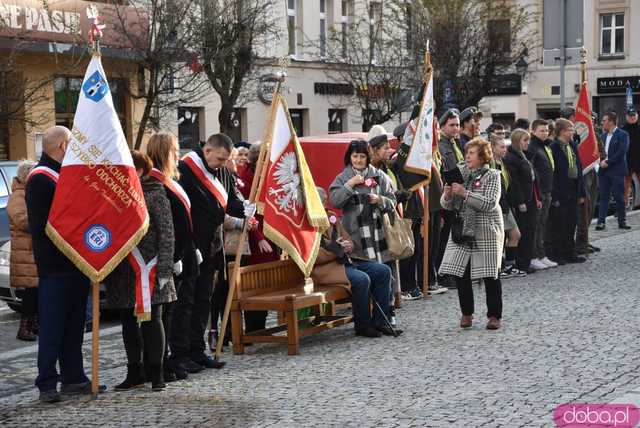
[0,0,147,49]
[314,82,353,96]
[597,76,640,94]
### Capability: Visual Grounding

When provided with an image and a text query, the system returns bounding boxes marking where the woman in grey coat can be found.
[105,151,175,391]
[328,140,401,336]
[439,137,504,330]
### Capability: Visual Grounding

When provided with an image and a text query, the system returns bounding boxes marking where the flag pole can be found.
[580,46,587,85]
[421,44,433,297]
[214,60,287,363]
[90,21,101,399]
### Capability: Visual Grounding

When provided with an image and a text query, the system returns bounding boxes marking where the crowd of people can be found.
[9,100,637,403]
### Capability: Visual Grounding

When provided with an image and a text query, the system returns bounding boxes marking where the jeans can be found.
[36,273,90,392]
[598,173,626,225]
[347,260,392,330]
[456,263,502,319]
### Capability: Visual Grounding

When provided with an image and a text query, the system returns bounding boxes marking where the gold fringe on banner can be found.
[45,216,149,284]
[263,222,322,278]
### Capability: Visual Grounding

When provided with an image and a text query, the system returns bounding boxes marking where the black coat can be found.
[178,149,244,257]
[551,139,586,203]
[527,136,554,194]
[622,122,640,174]
[157,177,199,278]
[503,146,535,207]
[25,153,81,277]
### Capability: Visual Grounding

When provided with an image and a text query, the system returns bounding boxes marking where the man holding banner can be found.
[172,134,255,372]
[26,127,92,403]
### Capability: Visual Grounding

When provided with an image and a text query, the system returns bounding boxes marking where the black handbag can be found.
[450,168,490,245]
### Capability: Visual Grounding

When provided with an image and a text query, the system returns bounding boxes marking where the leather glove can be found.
[195,249,203,265]
[158,277,170,290]
[243,200,256,218]
[173,260,183,276]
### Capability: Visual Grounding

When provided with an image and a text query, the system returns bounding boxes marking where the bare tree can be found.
[197,0,278,134]
[396,0,538,113]
[321,0,421,132]
[105,0,209,149]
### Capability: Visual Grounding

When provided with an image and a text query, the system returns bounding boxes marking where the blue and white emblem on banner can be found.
[84,224,112,252]
[82,70,109,102]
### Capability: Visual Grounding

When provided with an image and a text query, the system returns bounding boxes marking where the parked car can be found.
[0,162,19,245]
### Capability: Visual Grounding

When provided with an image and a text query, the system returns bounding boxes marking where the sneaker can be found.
[500,266,526,279]
[191,354,225,369]
[595,223,605,231]
[530,258,548,270]
[540,257,558,268]
[427,284,448,295]
[401,288,423,301]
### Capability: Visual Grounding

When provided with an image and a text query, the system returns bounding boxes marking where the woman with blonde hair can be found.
[146,132,199,381]
[503,129,542,274]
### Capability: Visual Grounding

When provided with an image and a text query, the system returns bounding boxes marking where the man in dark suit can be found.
[596,111,630,230]
[548,118,587,264]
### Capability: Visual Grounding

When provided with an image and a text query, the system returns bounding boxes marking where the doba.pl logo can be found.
[554,403,640,427]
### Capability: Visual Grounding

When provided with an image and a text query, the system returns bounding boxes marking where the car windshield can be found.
[0,165,15,197]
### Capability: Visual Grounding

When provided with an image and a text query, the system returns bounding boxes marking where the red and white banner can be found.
[575,82,600,174]
[405,75,434,178]
[260,95,329,277]
[46,55,148,283]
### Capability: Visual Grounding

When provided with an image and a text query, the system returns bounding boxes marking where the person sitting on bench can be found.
[314,188,402,338]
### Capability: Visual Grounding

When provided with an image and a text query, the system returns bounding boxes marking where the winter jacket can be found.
[8,178,37,288]
[551,139,586,203]
[438,166,504,280]
[503,146,536,207]
[104,178,176,309]
[527,136,554,194]
[439,135,464,172]
[329,165,397,263]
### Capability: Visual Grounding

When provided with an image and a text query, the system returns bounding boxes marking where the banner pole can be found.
[214,71,285,363]
[91,281,100,397]
[421,187,430,296]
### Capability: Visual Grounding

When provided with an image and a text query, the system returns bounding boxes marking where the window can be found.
[320,1,327,57]
[328,109,346,133]
[340,0,351,57]
[289,109,306,136]
[600,13,624,57]
[287,0,297,57]
[488,19,511,57]
[177,107,201,150]
[54,76,127,133]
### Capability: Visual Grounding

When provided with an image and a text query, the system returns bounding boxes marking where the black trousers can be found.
[513,200,537,270]
[121,304,164,367]
[189,251,216,358]
[399,218,422,292]
[549,193,578,261]
[456,263,502,319]
[168,273,196,360]
[436,210,453,272]
[22,287,39,317]
[428,211,442,286]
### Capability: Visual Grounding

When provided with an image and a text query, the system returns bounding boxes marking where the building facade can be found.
[481,0,640,129]
[165,0,407,149]
[0,0,147,160]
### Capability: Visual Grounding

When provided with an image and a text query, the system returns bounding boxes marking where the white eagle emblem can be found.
[268,152,304,217]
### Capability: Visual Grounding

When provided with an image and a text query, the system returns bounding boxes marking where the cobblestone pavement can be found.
[1,213,640,427]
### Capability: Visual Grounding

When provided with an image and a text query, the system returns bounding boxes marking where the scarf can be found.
[459,165,491,243]
[350,167,389,262]
[561,142,578,179]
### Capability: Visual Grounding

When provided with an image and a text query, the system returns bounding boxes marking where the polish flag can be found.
[46,55,148,283]
[575,82,600,174]
[260,94,329,277]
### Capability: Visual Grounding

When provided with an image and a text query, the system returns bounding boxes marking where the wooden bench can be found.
[229,259,353,355]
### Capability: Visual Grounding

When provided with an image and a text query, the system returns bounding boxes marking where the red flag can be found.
[260,95,328,277]
[46,55,148,283]
[575,82,600,173]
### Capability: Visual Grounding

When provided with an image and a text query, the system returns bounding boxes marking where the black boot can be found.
[150,365,166,391]
[17,317,36,341]
[29,314,40,335]
[115,363,145,391]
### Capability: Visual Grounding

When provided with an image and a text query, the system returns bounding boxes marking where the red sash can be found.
[127,247,158,322]
[27,166,59,183]
[149,168,192,230]
[182,152,228,210]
